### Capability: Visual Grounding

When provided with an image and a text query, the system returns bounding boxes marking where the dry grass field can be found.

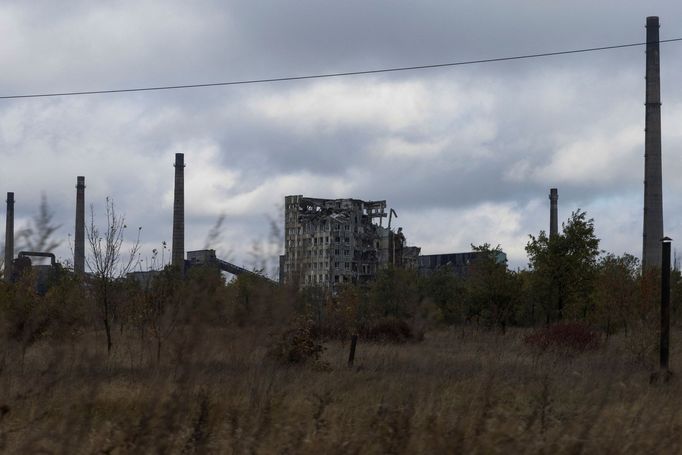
[1,325,681,454]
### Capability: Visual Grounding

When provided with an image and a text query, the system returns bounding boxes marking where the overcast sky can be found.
[2,1,682,273]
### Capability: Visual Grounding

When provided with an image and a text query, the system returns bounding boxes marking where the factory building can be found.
[418,251,507,278]
[281,195,420,287]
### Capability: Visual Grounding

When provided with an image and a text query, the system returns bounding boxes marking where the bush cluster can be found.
[267,316,326,366]
[523,322,601,353]
[358,316,421,343]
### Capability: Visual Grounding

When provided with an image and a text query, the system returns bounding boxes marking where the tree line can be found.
[0,201,679,362]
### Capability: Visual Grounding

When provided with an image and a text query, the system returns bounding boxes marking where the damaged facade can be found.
[281,195,420,287]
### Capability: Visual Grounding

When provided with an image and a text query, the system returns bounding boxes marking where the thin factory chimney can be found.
[74,176,86,276]
[642,16,664,268]
[4,192,14,282]
[172,153,185,270]
[549,188,558,238]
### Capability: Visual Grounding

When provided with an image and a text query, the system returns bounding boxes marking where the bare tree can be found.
[86,197,141,354]
[147,268,182,363]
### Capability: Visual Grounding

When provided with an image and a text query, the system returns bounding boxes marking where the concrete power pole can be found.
[642,16,664,268]
[660,237,672,372]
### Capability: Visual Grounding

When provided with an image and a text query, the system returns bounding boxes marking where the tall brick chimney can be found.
[642,16,664,268]
[549,188,558,238]
[172,153,185,270]
[4,192,14,282]
[74,176,86,275]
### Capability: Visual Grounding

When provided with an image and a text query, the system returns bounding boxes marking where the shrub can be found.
[267,317,325,365]
[623,315,658,368]
[524,322,601,353]
[359,317,423,343]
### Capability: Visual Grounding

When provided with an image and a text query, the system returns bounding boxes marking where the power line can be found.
[2,38,681,100]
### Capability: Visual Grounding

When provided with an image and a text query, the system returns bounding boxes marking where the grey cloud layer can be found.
[1,1,682,271]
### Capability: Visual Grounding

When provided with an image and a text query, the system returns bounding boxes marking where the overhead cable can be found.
[1,38,681,100]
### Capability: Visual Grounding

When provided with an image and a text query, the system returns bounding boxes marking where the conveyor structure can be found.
[187,249,278,285]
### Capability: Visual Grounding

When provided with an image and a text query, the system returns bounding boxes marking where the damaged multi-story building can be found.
[280,195,420,287]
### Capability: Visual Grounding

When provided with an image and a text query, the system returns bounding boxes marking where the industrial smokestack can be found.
[642,16,664,268]
[172,153,185,270]
[74,176,86,276]
[4,192,14,282]
[549,188,558,238]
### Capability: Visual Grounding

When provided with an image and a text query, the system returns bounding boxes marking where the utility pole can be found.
[652,236,673,384]
[660,237,672,372]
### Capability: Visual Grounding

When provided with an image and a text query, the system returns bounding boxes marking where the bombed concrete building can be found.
[281,195,420,287]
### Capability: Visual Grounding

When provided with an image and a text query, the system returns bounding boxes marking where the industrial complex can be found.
[0,16,669,287]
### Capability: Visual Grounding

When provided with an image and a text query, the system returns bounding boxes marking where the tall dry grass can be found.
[1,323,681,453]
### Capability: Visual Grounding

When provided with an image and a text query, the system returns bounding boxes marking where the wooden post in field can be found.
[348,334,358,367]
[661,237,672,372]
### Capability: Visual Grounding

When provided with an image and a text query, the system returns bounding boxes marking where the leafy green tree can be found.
[525,210,600,324]
[592,253,639,337]
[420,267,465,324]
[465,243,520,332]
[369,267,419,319]
[515,269,538,326]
